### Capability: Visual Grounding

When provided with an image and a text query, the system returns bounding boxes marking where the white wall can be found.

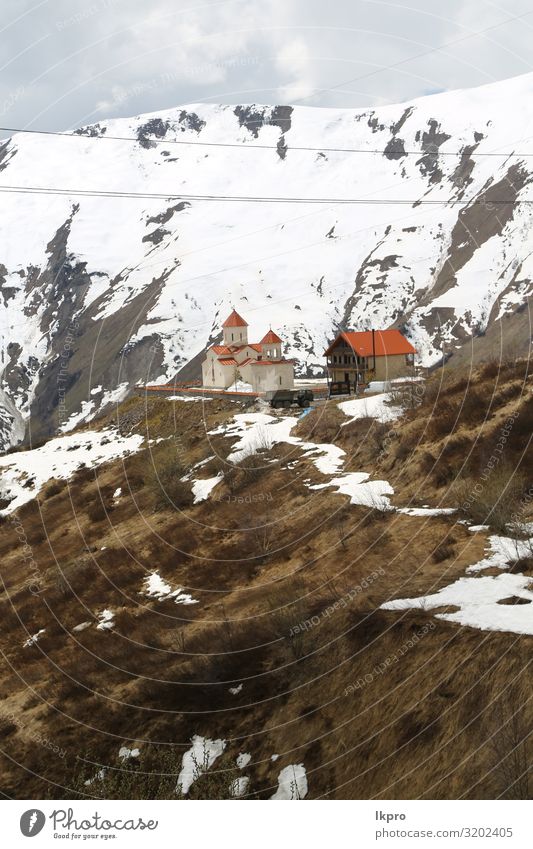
[202,351,234,388]
[223,325,248,346]
[241,362,294,392]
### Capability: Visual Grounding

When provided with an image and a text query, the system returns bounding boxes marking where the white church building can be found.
[201,309,294,393]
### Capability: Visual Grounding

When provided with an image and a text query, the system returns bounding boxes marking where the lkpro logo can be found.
[20,809,46,837]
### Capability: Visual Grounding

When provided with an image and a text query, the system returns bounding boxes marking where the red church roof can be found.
[260,329,282,344]
[324,329,415,357]
[222,309,248,328]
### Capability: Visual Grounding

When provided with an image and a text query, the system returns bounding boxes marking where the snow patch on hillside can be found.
[382,533,533,635]
[339,393,402,425]
[209,411,346,474]
[176,735,226,796]
[0,428,144,514]
[310,472,394,509]
[191,473,223,503]
[141,571,198,605]
[271,764,308,800]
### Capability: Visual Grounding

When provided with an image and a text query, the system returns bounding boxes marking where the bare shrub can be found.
[419,451,436,474]
[223,447,272,491]
[394,439,413,462]
[73,745,244,801]
[480,360,500,380]
[185,751,242,800]
[234,452,269,484]
[426,400,459,440]
[454,463,524,533]
[490,693,530,800]
[267,583,310,660]
[512,396,533,441]
[87,501,112,523]
[296,405,343,443]
[332,502,358,550]
[43,479,63,499]
[252,522,277,562]
[140,441,192,511]
[432,541,455,564]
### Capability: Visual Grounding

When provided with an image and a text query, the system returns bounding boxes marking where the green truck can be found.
[265,389,314,409]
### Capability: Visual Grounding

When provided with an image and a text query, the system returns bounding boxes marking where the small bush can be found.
[453,463,525,533]
[141,441,192,511]
[72,748,243,800]
[432,542,455,563]
[87,501,112,523]
[426,400,458,440]
[43,479,63,499]
[419,451,436,474]
[480,360,500,380]
[393,441,409,462]
[296,405,343,444]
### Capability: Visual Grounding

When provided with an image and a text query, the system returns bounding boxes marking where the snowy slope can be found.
[2,73,533,449]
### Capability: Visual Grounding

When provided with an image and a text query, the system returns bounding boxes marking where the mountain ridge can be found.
[1,73,533,448]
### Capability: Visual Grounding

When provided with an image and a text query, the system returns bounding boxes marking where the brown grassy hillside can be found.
[0,363,531,800]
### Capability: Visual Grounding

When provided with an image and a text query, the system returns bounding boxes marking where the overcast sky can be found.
[2,0,533,131]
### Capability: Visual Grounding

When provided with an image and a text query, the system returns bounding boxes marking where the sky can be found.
[1,0,533,131]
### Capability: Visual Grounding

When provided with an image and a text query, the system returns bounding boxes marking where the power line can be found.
[0,183,528,204]
[1,122,533,159]
[0,199,437,334]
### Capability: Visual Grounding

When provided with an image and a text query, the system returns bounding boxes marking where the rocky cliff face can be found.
[1,73,533,449]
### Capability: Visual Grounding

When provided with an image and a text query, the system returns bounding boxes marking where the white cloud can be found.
[275,37,314,101]
[1,0,533,131]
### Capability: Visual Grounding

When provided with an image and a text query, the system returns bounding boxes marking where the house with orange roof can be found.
[201,310,294,392]
[324,329,416,393]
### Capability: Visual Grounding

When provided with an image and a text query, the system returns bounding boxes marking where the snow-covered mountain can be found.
[2,73,533,449]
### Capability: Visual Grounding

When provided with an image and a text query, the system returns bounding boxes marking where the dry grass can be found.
[0,377,532,800]
[136,440,193,511]
[453,462,525,533]
[295,404,345,444]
